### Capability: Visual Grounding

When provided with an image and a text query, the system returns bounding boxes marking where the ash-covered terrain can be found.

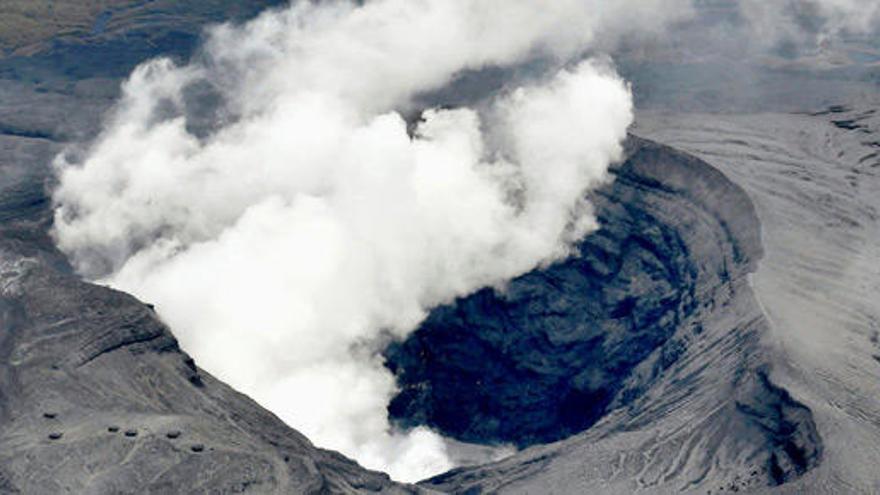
[1,1,880,494]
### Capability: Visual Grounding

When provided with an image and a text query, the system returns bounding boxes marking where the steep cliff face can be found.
[398,138,821,494]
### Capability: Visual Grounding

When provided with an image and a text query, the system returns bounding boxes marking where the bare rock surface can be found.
[637,105,880,494]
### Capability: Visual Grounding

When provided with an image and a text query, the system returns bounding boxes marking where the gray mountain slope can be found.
[637,106,880,494]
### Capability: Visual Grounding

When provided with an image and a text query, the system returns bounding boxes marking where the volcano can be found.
[1,1,879,494]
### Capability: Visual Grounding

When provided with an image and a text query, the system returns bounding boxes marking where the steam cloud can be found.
[51,0,692,482]
[739,0,880,54]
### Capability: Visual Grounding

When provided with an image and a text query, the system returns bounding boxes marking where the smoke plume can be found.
[51,0,690,482]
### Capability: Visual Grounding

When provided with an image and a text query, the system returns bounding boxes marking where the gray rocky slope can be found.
[1,1,879,494]
[636,106,880,494]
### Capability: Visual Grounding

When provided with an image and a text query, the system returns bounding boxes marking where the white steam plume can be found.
[805,0,880,34]
[50,0,684,482]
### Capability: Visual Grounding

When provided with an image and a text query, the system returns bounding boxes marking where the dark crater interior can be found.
[384,137,761,447]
